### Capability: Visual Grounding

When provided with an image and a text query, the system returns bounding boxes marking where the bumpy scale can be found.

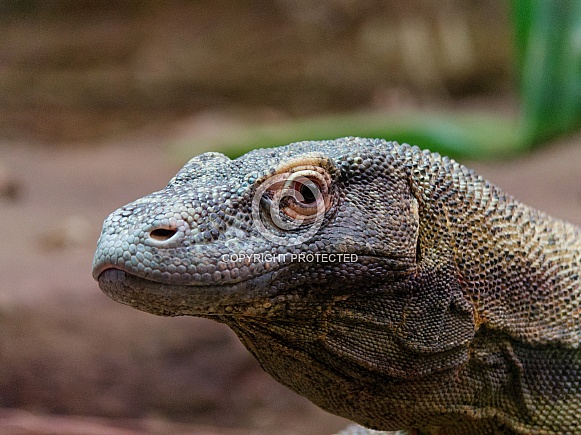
[93,137,581,434]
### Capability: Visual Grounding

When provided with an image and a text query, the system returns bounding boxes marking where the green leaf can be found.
[174,111,523,161]
[176,1,581,161]
[513,0,581,144]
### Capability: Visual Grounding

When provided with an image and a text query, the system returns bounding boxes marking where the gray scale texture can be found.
[93,137,581,434]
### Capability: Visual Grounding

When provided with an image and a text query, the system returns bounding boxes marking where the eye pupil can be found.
[299,183,316,204]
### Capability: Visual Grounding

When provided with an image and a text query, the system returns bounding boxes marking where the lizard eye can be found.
[259,166,332,228]
[250,156,336,244]
[298,180,316,203]
[282,176,325,218]
[278,168,331,222]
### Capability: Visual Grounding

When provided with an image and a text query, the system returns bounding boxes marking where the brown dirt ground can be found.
[0,117,580,434]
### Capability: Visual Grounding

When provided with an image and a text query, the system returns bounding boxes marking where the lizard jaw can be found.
[96,266,283,317]
[95,251,414,318]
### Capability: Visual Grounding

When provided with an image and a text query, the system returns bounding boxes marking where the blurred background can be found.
[1,0,511,143]
[0,1,580,434]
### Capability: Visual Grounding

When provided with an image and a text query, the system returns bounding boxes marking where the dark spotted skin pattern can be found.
[93,138,581,434]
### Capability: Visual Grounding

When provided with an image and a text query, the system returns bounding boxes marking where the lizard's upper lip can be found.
[94,260,280,289]
[93,253,412,287]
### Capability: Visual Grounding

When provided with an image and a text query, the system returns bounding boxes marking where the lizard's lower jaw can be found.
[97,267,212,317]
[96,267,169,315]
[96,266,281,318]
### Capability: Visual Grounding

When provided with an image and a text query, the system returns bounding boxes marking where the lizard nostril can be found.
[149,227,178,241]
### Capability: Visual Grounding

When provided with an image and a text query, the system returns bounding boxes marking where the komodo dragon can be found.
[92,137,581,434]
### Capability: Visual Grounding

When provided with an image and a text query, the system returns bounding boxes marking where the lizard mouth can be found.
[96,254,412,317]
[96,266,265,289]
[96,266,281,317]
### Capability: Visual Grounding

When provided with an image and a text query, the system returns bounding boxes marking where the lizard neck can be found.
[460,196,581,347]
[410,152,581,347]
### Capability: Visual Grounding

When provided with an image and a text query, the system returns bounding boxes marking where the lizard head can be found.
[93,137,475,427]
[93,137,420,318]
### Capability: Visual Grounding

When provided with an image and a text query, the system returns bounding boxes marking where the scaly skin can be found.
[93,138,581,434]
